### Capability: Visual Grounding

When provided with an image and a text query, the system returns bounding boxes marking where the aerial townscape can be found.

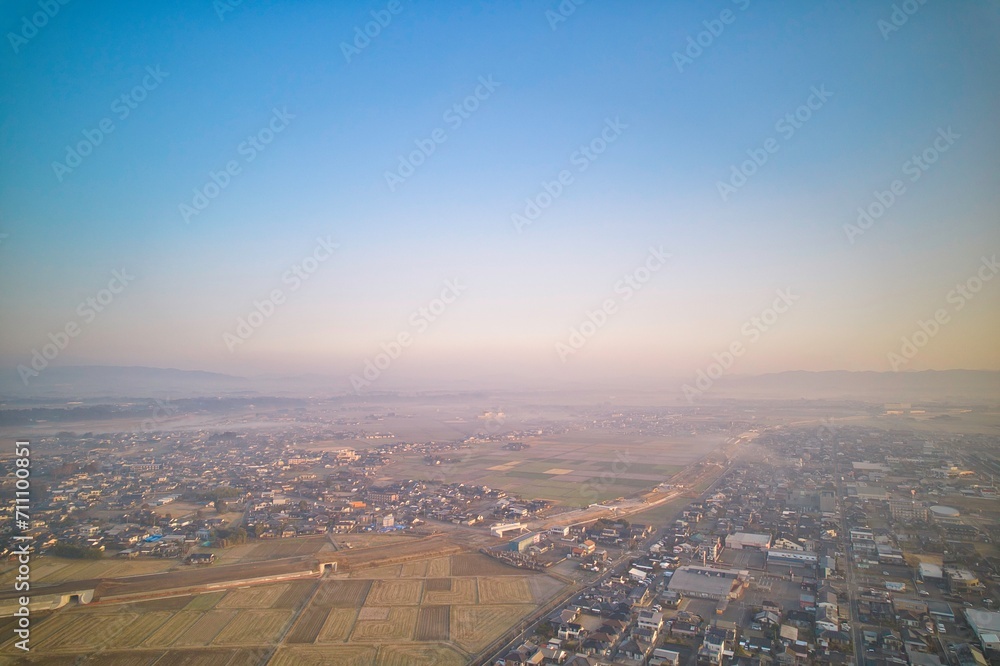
[2,381,1000,665]
[2,1,999,665]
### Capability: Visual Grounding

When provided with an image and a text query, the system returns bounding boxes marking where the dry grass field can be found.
[350,607,417,642]
[34,614,132,651]
[312,579,371,607]
[102,611,173,648]
[141,611,201,647]
[83,653,163,666]
[357,606,390,621]
[215,583,287,608]
[286,606,330,644]
[451,604,535,652]
[413,605,450,641]
[377,644,466,666]
[426,556,451,577]
[128,595,195,612]
[399,560,428,577]
[184,591,227,611]
[316,608,360,642]
[349,564,402,579]
[477,577,533,604]
[170,609,236,646]
[1,550,568,665]
[270,645,376,666]
[421,577,477,605]
[273,580,317,609]
[364,579,422,606]
[212,609,292,645]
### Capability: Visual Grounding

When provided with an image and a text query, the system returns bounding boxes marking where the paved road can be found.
[835,439,866,666]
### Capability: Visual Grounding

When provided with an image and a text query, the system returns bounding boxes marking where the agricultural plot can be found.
[364,579,422,606]
[316,608,360,642]
[477,577,533,604]
[82,653,163,666]
[183,591,227,611]
[237,537,326,562]
[350,607,417,642]
[451,553,525,576]
[381,430,718,505]
[421,578,476,605]
[527,574,566,603]
[170,610,237,647]
[102,611,173,648]
[270,645,376,666]
[128,595,195,612]
[273,580,317,609]
[312,579,371,607]
[399,559,428,577]
[286,607,331,644]
[152,648,248,666]
[357,606,390,621]
[426,557,451,577]
[349,564,401,579]
[413,605,450,641]
[376,644,466,666]
[215,583,287,608]
[451,605,535,652]
[33,613,132,651]
[141,611,201,647]
[212,609,292,645]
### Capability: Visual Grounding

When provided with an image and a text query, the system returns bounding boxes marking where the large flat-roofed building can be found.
[767,549,818,565]
[725,532,771,551]
[965,609,1000,652]
[667,566,748,601]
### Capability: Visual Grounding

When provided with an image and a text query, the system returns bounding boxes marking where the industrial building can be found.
[725,532,771,551]
[766,549,818,565]
[666,566,748,601]
[964,609,1000,652]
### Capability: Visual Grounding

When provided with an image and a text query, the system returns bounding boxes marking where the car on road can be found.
[882,571,890,575]
[937,623,946,634]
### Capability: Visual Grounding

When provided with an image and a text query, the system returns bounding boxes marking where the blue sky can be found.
[1,0,999,389]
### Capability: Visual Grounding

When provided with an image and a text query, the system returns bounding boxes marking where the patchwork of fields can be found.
[380,430,723,505]
[0,551,568,665]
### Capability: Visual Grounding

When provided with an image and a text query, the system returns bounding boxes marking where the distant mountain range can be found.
[1,365,997,403]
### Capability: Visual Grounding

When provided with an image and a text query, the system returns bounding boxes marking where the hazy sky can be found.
[2,0,999,390]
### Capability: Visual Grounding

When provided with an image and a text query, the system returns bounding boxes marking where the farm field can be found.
[0,551,566,665]
[0,557,176,587]
[212,609,292,645]
[379,430,723,505]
